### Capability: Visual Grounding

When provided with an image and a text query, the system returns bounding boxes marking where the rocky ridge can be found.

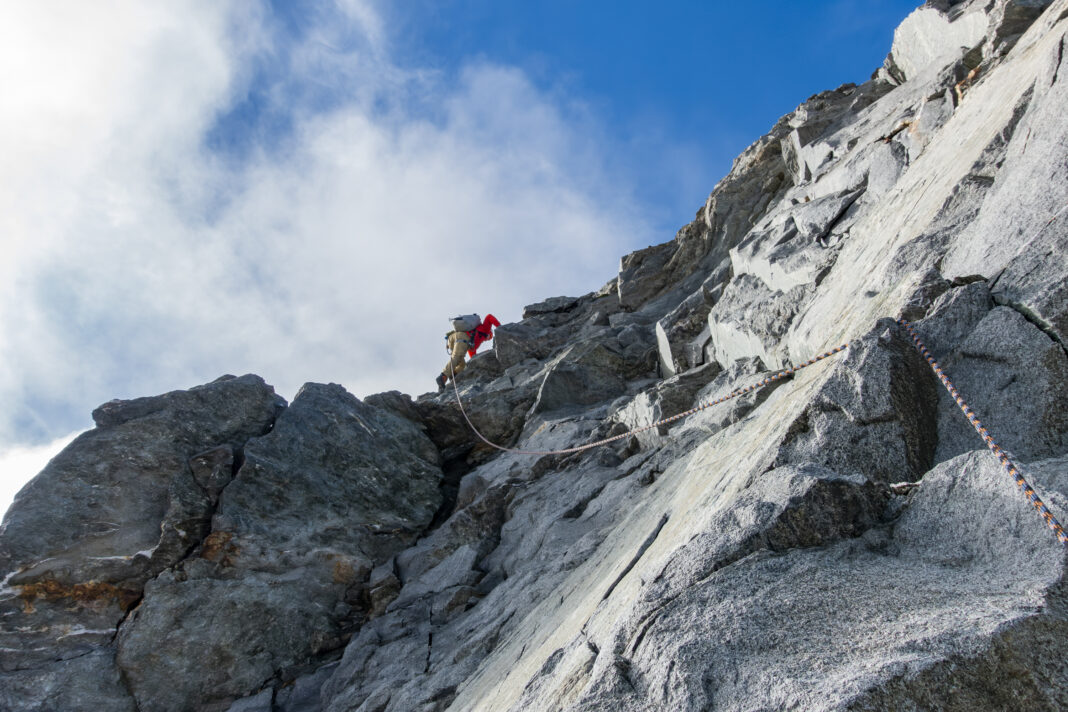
[4,1,1068,710]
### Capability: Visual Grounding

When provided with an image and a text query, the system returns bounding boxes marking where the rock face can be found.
[4,1,1068,710]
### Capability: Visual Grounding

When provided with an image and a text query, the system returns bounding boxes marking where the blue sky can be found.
[0,0,920,512]
[387,1,921,233]
[202,0,920,238]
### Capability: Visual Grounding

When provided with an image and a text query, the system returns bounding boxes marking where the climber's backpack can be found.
[450,314,481,333]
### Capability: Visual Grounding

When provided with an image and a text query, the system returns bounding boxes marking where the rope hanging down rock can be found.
[449,317,1068,546]
[448,343,850,456]
[898,318,1068,546]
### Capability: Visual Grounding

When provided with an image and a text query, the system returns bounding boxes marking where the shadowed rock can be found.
[114,382,443,712]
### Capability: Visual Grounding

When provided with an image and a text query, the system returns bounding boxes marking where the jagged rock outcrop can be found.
[4,1,1068,710]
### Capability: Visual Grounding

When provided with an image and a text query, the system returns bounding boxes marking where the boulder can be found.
[522,295,581,319]
[617,242,677,312]
[914,288,1068,465]
[885,6,988,83]
[729,187,863,293]
[0,374,284,676]
[533,344,629,414]
[114,383,444,712]
[770,320,941,483]
[707,275,813,370]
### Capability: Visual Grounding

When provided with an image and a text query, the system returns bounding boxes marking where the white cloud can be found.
[0,1,657,449]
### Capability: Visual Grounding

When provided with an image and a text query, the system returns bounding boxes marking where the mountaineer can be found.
[437,313,501,392]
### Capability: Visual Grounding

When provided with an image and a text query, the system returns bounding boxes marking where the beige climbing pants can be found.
[441,332,472,384]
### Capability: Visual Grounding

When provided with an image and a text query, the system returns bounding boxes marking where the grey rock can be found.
[0,374,284,677]
[525,451,1068,712]
[770,320,941,483]
[886,5,988,83]
[618,84,819,317]
[391,544,480,609]
[523,295,581,318]
[1,374,283,579]
[654,321,677,379]
[707,274,813,370]
[672,357,790,440]
[986,0,1055,57]
[780,83,885,184]
[226,688,274,712]
[730,187,863,294]
[190,445,235,499]
[617,242,677,312]
[416,362,541,465]
[493,321,568,370]
[0,649,136,712]
[533,342,631,414]
[900,93,954,161]
[915,292,1068,464]
[611,362,722,448]
[654,268,727,377]
[216,383,442,564]
[363,390,424,424]
[654,293,707,378]
[684,325,712,370]
[494,294,621,370]
[7,3,1068,711]
[115,383,443,712]
[275,663,337,712]
[367,566,402,619]
[942,36,1068,345]
[866,139,909,197]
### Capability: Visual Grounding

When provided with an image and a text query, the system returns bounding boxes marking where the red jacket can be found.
[467,314,500,357]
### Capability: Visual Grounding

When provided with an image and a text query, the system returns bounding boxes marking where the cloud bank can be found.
[0,0,658,457]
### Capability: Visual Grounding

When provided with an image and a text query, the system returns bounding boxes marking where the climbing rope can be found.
[449,319,1068,545]
[898,318,1068,546]
[448,343,851,456]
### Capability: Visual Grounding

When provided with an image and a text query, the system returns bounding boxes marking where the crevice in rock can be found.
[425,606,434,674]
[888,327,941,481]
[428,684,458,707]
[602,514,670,602]
[560,482,609,520]
[231,446,246,479]
[815,188,865,245]
[992,293,1068,357]
[1051,32,1065,86]
[427,450,477,532]
[7,646,102,673]
[661,659,677,705]
[615,656,639,693]
[112,590,145,641]
[627,606,667,660]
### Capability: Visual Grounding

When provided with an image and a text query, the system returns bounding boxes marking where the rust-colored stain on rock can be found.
[201,531,240,566]
[332,559,358,585]
[18,578,141,614]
